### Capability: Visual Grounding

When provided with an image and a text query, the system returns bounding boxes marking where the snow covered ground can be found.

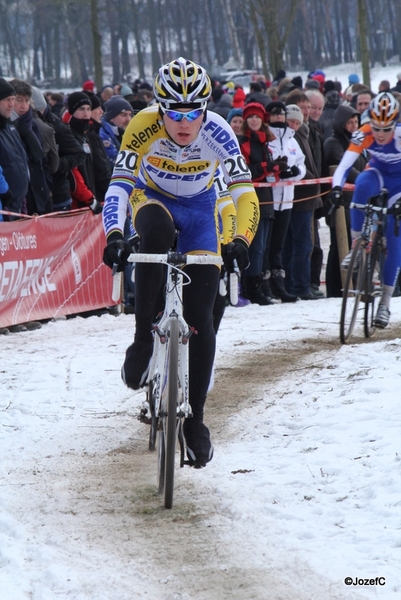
[1,221,400,599]
[2,60,401,600]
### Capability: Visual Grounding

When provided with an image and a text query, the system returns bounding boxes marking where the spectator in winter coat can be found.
[263,101,306,303]
[67,91,103,213]
[86,94,112,203]
[48,92,65,118]
[323,105,367,297]
[238,102,287,305]
[318,90,342,142]
[0,164,10,221]
[31,87,59,192]
[245,82,271,109]
[0,77,29,219]
[32,89,86,212]
[232,86,246,108]
[209,91,233,120]
[390,72,401,94]
[282,103,323,300]
[10,78,52,215]
[99,96,133,167]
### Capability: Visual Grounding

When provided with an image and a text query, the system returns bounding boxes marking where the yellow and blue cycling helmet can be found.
[153,57,212,108]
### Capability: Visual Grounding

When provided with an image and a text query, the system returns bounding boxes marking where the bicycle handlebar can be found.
[111,252,225,302]
[126,252,223,266]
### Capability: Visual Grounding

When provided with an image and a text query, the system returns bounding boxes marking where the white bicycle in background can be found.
[113,251,237,509]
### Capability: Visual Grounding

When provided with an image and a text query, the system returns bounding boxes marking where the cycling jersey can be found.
[332,122,401,207]
[103,105,259,248]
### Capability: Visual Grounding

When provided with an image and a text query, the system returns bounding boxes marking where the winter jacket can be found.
[209,94,233,120]
[238,129,275,219]
[99,118,122,167]
[323,104,367,212]
[0,114,29,215]
[39,105,86,208]
[68,117,97,208]
[268,124,306,211]
[87,120,112,203]
[12,107,51,214]
[0,165,9,222]
[293,123,323,212]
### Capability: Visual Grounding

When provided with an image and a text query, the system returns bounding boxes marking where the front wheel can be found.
[340,238,367,344]
[163,318,180,509]
[364,236,383,338]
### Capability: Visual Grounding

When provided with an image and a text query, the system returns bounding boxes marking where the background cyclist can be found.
[329,92,401,329]
[102,57,259,467]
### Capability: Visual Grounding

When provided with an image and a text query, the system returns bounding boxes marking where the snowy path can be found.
[1,294,401,599]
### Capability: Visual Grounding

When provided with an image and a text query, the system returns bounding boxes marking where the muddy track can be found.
[55,331,368,600]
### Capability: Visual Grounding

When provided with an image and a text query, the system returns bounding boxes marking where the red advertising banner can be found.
[0,210,117,328]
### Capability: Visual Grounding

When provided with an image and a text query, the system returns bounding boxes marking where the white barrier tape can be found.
[254,177,354,190]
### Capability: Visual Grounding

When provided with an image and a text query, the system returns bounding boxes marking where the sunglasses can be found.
[371,124,395,133]
[161,106,205,122]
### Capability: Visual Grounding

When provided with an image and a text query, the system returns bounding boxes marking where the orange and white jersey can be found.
[332,122,401,188]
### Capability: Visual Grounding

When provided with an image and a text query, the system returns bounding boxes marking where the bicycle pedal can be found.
[138,408,152,424]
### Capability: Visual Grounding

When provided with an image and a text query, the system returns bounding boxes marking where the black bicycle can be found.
[340,189,401,344]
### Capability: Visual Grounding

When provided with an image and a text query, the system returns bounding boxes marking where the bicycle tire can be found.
[364,235,383,338]
[163,318,180,509]
[148,381,158,452]
[340,238,366,344]
[157,429,165,493]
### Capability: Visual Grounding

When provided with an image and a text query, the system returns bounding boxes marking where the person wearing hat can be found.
[99,95,133,167]
[31,86,86,213]
[348,74,360,85]
[226,107,243,137]
[86,93,111,204]
[0,77,29,219]
[282,99,323,301]
[83,80,95,93]
[262,101,306,303]
[238,102,288,306]
[67,91,103,213]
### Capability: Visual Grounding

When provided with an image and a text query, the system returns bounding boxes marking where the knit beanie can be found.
[348,74,360,85]
[104,96,133,121]
[84,90,101,110]
[121,84,133,97]
[243,102,266,122]
[68,91,91,115]
[286,104,303,124]
[31,86,47,111]
[305,79,320,90]
[227,107,243,124]
[0,77,16,101]
[267,101,287,116]
[83,80,95,92]
[291,76,303,89]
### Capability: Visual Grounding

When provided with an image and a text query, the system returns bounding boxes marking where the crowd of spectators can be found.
[1,68,401,333]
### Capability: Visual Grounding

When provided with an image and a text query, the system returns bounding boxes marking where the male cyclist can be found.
[329,92,401,329]
[102,57,259,467]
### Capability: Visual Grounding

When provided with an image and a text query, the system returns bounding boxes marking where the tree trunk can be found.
[358,0,371,88]
[90,0,103,90]
[147,0,161,73]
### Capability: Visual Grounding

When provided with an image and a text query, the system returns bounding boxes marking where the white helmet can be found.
[369,92,399,128]
[153,57,212,108]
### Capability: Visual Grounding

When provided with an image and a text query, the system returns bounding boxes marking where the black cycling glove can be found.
[103,234,132,272]
[222,238,249,271]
